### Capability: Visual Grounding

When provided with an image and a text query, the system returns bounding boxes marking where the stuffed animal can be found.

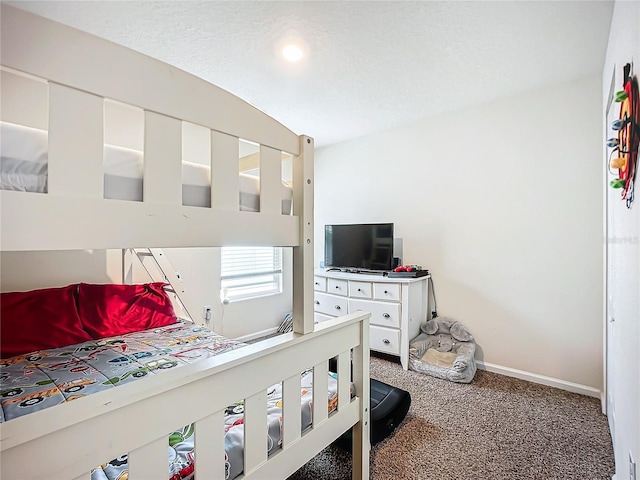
[408,317,477,383]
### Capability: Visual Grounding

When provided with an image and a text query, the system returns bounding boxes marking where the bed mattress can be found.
[0,121,292,214]
[0,321,346,480]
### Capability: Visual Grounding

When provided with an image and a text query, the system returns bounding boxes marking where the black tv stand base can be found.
[325,268,387,275]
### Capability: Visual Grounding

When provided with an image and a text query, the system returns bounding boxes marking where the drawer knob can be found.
[335,305,341,310]
[384,290,389,294]
[357,288,362,292]
[335,286,340,289]
[383,339,391,345]
[315,282,319,286]
[383,313,391,318]
[314,300,319,305]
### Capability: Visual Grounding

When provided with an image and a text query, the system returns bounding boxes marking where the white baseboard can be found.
[234,326,279,343]
[477,361,602,398]
[228,345,604,398]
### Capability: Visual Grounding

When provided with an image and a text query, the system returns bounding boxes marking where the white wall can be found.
[602,1,640,477]
[162,247,293,340]
[315,75,604,392]
[0,250,122,288]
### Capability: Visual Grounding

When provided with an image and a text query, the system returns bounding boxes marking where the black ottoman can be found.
[335,378,411,451]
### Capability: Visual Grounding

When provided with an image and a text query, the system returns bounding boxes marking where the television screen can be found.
[324,223,394,272]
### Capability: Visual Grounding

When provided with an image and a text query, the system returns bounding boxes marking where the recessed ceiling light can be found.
[282,43,304,62]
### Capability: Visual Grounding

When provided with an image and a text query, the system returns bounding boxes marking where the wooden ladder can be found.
[124,248,195,322]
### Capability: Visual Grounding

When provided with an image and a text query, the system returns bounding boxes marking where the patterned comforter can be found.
[0,321,347,480]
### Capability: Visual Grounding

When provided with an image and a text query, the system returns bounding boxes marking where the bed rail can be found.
[0,7,298,155]
[0,312,371,480]
[0,5,308,252]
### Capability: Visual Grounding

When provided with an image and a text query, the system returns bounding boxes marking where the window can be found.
[220,247,283,301]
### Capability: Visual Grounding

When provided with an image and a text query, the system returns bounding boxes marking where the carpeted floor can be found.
[288,355,615,480]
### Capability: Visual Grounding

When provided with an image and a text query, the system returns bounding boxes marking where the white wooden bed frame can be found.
[0,6,371,480]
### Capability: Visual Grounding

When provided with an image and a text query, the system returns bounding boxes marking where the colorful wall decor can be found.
[607,63,639,208]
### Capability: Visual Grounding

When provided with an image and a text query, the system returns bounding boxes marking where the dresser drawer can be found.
[370,326,401,355]
[349,281,372,299]
[327,278,348,296]
[314,292,348,317]
[373,282,401,301]
[314,311,334,324]
[314,276,327,292]
[349,299,401,328]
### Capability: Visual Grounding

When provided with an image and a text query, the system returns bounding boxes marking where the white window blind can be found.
[221,247,283,301]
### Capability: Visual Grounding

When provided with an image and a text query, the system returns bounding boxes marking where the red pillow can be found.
[77,282,178,339]
[0,285,93,359]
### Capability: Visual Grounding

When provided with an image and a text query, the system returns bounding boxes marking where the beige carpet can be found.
[288,355,615,480]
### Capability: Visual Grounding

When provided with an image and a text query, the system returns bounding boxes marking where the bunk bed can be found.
[0,5,371,480]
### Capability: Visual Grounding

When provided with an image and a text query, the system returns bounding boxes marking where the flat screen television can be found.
[324,223,394,272]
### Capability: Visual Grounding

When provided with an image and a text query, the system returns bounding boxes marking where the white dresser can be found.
[313,269,429,370]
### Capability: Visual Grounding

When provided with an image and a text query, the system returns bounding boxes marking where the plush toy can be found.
[408,317,477,383]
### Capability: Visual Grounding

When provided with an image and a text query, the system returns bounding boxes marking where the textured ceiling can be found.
[10,1,614,148]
